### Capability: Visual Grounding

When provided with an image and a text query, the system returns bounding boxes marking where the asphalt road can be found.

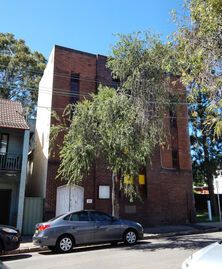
[1,231,222,269]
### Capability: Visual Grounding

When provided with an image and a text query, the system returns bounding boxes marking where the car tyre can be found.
[123,229,137,245]
[56,235,74,253]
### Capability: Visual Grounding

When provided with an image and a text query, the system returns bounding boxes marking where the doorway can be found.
[0,189,11,225]
[56,185,84,216]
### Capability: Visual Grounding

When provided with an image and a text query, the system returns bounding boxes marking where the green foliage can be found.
[189,90,222,214]
[58,98,97,185]
[108,32,171,113]
[190,91,222,186]
[167,0,222,137]
[57,87,161,199]
[0,32,46,114]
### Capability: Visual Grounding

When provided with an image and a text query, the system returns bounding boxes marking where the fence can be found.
[0,153,22,171]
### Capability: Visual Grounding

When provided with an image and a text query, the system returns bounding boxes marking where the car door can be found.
[89,211,122,243]
[63,211,96,245]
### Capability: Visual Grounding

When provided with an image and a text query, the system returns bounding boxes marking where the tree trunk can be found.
[111,173,120,217]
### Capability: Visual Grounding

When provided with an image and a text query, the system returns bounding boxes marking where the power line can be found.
[1,83,219,107]
[1,62,221,106]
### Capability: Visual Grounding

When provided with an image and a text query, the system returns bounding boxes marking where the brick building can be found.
[31,45,195,226]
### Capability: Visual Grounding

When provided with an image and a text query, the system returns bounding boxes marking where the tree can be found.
[167,0,222,136]
[57,87,161,216]
[190,90,222,214]
[0,32,46,114]
[107,32,172,134]
[165,0,222,215]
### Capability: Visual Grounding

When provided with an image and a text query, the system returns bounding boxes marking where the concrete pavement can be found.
[4,222,222,255]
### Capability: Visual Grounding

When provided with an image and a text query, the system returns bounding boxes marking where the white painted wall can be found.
[31,48,55,197]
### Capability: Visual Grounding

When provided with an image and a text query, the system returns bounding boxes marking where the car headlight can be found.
[2,228,18,234]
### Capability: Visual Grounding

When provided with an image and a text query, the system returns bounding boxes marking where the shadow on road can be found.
[0,254,32,262]
[39,243,125,255]
[126,234,222,252]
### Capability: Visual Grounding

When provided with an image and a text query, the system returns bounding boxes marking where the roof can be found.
[0,99,29,130]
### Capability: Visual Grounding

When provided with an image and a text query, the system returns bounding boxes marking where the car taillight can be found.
[38,224,50,231]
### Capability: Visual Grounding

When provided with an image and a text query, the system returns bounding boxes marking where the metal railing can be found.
[0,153,22,171]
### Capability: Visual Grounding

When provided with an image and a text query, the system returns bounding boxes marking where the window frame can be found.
[98,185,111,200]
[70,73,80,104]
[63,211,89,222]
[0,133,9,154]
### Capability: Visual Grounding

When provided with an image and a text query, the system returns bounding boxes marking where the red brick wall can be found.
[44,46,195,225]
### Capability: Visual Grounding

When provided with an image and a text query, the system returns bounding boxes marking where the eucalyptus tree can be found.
[167,0,222,136]
[166,0,222,214]
[0,32,46,114]
[57,87,162,216]
[190,90,222,214]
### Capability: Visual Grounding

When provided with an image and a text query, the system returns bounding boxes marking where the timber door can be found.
[0,190,11,225]
[56,185,84,216]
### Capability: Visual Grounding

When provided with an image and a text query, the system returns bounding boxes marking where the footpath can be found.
[5,222,222,255]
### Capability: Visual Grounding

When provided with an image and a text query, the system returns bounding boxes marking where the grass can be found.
[196,211,220,222]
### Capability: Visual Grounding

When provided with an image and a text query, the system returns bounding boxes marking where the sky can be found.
[1,0,184,59]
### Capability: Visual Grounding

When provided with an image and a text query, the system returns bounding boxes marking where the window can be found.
[169,105,177,128]
[70,73,79,103]
[90,211,112,222]
[98,185,110,199]
[172,150,179,169]
[64,211,89,221]
[0,134,9,154]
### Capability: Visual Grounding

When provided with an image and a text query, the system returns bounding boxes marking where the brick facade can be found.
[43,45,195,226]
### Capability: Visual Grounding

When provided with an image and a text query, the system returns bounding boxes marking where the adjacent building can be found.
[0,99,29,230]
[32,45,195,226]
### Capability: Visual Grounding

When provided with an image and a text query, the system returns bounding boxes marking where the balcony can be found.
[0,153,22,172]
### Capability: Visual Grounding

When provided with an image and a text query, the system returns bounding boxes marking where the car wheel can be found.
[56,235,74,253]
[123,229,137,245]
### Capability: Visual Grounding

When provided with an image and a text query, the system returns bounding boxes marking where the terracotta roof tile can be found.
[0,98,29,130]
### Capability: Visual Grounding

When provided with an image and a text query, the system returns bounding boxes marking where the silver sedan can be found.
[181,241,222,269]
[33,210,143,253]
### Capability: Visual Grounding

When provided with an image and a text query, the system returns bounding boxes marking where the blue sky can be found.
[1,0,184,59]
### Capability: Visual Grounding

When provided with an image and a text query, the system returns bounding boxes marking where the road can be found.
[1,232,222,269]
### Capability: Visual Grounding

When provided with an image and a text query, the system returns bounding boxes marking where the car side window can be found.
[69,211,89,221]
[90,212,112,221]
[63,214,71,221]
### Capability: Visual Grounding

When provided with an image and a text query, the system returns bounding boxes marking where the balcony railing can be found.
[0,153,22,171]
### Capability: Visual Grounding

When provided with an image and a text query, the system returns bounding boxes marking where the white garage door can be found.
[56,185,84,216]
